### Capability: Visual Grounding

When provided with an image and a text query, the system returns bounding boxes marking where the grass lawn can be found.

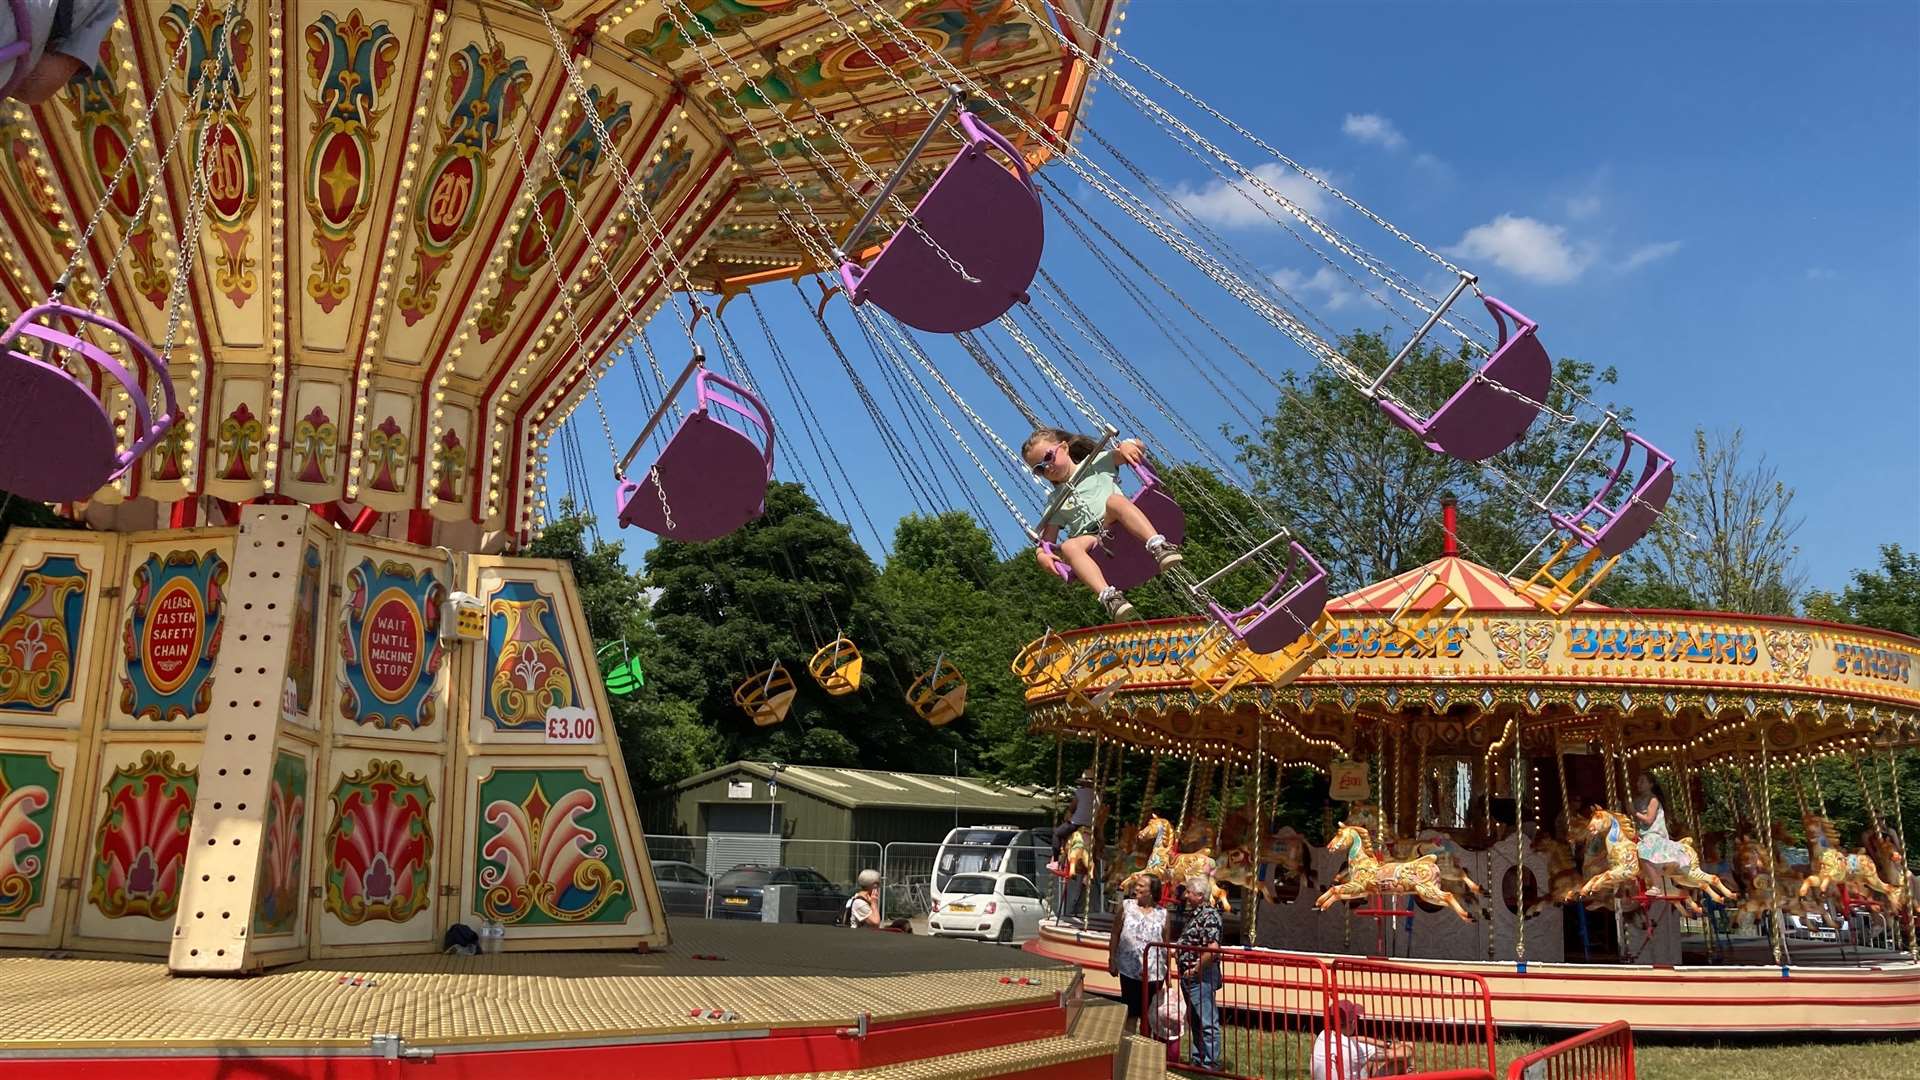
[1184,1027,1920,1079]
[1511,1034,1920,1080]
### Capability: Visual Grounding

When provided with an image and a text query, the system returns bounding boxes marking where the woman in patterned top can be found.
[1175,874,1224,1071]
[1105,873,1168,1032]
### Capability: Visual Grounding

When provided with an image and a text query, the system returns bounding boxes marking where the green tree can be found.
[1805,544,1920,636]
[644,482,959,773]
[1624,428,1806,615]
[525,507,722,796]
[1795,544,1920,850]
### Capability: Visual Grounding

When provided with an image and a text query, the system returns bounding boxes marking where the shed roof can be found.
[673,761,1063,815]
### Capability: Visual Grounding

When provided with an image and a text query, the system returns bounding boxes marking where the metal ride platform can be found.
[0,922,1155,1079]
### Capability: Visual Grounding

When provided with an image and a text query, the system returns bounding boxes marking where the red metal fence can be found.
[1137,944,1500,1079]
[1506,1020,1635,1080]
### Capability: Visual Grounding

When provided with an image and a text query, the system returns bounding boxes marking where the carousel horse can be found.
[1800,814,1906,912]
[1579,808,1735,905]
[1411,829,1487,908]
[1864,824,1912,910]
[1117,813,1175,893]
[1255,826,1315,903]
[1169,819,1229,909]
[1317,822,1474,922]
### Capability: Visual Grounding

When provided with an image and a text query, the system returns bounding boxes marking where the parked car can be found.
[928,871,1048,944]
[711,865,852,924]
[651,859,713,918]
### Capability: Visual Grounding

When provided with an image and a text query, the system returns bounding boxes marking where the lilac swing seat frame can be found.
[1373,277,1552,464]
[1040,461,1187,593]
[1550,430,1675,558]
[837,92,1044,335]
[615,347,776,542]
[0,0,35,100]
[1194,536,1330,656]
[0,302,180,503]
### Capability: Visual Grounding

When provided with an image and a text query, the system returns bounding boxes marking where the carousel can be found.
[1018,508,1920,1034]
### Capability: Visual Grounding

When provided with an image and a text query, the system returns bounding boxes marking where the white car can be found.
[928,872,1049,944]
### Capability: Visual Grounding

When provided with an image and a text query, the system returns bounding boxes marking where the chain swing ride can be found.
[0,0,246,504]
[0,1,1682,739]
[462,0,1690,739]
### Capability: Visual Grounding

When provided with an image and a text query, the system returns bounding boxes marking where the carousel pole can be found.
[1138,752,1162,828]
[1888,748,1917,962]
[1755,744,1790,974]
[1250,725,1265,948]
[1178,754,1199,837]
[1808,761,1829,820]
[1514,720,1528,973]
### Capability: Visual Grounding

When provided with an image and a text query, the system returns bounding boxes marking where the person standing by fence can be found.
[843,869,882,929]
[1175,875,1223,1071]
[1106,874,1168,1033]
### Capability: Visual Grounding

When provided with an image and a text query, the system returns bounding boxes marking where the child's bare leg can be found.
[1059,535,1110,594]
[1105,493,1159,542]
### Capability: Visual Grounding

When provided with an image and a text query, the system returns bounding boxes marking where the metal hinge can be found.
[57,876,81,891]
[101,587,121,599]
[309,885,323,899]
[370,1035,433,1062]
[329,584,343,598]
[836,1013,870,1040]
[440,884,460,897]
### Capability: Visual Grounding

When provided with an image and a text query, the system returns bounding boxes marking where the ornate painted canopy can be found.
[1021,555,1920,769]
[0,0,1118,547]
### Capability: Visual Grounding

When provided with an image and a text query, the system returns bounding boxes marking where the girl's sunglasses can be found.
[1030,446,1060,476]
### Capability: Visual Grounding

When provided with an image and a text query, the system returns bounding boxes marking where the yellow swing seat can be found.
[1385,575,1470,656]
[1516,537,1619,616]
[733,662,797,727]
[908,656,968,727]
[1063,645,1133,714]
[808,637,863,696]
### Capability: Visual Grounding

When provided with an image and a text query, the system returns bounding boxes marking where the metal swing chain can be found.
[1032,0,1467,280]
[855,305,1035,532]
[745,290,884,546]
[950,329,1039,428]
[477,3,619,472]
[1034,0,1647,427]
[666,0,981,287]
[794,275,940,521]
[50,0,214,299]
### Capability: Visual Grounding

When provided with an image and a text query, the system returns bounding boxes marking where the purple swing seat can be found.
[0,0,34,99]
[0,302,179,503]
[1205,542,1329,656]
[615,368,775,542]
[1377,296,1551,463]
[839,112,1044,335]
[1042,461,1187,592]
[1550,431,1675,558]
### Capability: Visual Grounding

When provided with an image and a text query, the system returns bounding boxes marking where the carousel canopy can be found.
[0,0,1116,548]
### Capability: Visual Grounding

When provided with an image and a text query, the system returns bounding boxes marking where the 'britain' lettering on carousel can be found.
[1831,642,1911,683]
[1564,625,1759,665]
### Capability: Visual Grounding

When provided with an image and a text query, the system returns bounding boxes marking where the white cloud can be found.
[1564,193,1604,220]
[1272,265,1360,311]
[1619,240,1682,271]
[1447,214,1592,285]
[1412,151,1451,178]
[1169,162,1333,229]
[1342,112,1406,150]
[1805,266,1837,281]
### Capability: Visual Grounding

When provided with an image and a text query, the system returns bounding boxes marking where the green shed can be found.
[665,760,1059,847]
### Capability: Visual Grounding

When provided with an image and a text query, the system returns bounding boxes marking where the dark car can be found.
[711,865,852,924]
[651,859,713,918]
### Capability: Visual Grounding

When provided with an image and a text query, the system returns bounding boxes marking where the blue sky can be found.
[560,0,1920,596]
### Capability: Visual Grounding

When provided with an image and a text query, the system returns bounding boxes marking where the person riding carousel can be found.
[1632,771,1690,897]
[1049,768,1098,876]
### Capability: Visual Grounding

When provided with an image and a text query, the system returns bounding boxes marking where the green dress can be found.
[1041,450,1122,538]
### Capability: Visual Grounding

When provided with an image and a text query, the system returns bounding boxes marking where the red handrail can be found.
[1506,1020,1635,1079]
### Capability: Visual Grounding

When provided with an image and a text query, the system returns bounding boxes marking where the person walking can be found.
[1106,873,1169,1034]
